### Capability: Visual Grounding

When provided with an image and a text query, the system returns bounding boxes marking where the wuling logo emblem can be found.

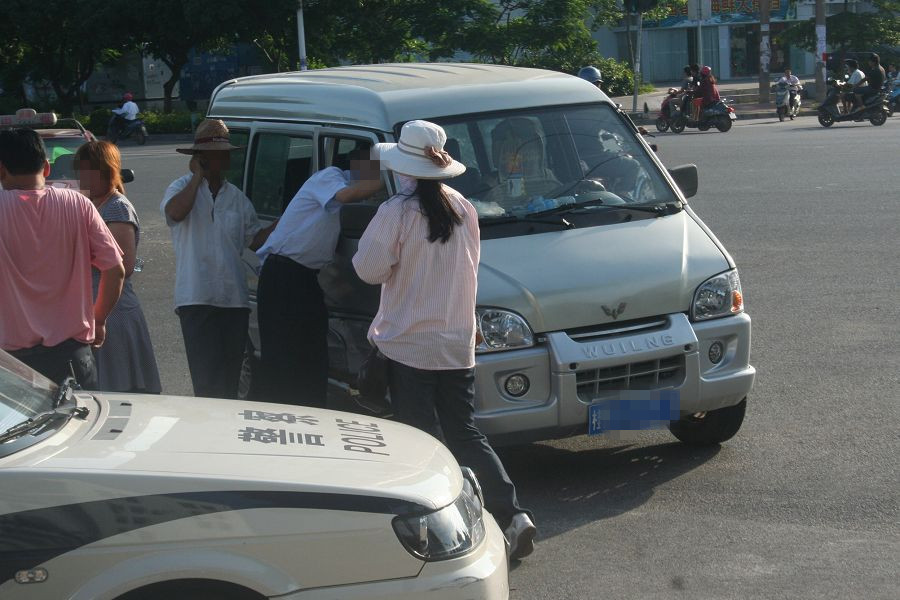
[602,302,627,320]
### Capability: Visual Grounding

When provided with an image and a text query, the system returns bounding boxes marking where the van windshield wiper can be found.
[534,198,681,217]
[479,214,575,229]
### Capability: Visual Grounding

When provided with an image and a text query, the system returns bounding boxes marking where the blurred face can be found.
[196,150,231,173]
[76,161,111,199]
[784,69,791,76]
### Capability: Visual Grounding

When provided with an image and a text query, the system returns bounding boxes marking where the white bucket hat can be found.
[374,120,466,180]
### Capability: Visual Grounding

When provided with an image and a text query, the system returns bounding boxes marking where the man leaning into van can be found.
[255,145,383,406]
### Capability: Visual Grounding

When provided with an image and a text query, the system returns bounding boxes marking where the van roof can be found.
[208,62,610,133]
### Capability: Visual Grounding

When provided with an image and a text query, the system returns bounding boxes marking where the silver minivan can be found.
[208,63,755,447]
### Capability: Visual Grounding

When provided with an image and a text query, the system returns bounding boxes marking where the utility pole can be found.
[297,0,308,71]
[632,11,643,114]
[758,0,770,104]
[815,0,826,101]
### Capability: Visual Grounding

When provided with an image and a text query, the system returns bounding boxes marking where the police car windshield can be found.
[0,351,57,434]
[430,104,676,219]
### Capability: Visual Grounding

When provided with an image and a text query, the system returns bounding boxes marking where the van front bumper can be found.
[473,312,755,443]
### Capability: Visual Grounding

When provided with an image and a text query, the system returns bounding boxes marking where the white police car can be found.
[0,351,508,600]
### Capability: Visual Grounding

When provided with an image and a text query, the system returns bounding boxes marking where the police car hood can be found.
[477,210,730,332]
[31,394,463,511]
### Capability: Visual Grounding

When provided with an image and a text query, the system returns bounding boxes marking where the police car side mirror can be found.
[120,169,135,184]
[668,164,698,198]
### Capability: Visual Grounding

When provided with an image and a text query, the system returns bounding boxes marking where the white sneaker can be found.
[504,512,536,560]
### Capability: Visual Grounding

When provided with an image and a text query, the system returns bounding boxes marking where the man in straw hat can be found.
[353,120,537,560]
[161,119,276,399]
[255,142,384,407]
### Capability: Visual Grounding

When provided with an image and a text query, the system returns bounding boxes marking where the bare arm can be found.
[93,263,126,348]
[164,156,206,222]
[106,222,137,277]
[334,176,384,205]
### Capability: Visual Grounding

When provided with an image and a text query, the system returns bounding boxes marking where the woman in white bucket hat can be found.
[353,120,537,560]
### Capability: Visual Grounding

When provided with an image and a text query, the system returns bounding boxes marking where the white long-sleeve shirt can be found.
[353,177,479,370]
[113,101,139,121]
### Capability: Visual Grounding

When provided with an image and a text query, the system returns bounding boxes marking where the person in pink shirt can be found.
[353,120,536,560]
[0,129,124,388]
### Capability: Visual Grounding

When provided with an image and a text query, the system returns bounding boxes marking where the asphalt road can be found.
[120,115,899,600]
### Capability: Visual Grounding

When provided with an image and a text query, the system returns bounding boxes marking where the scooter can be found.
[773,81,802,121]
[817,78,889,127]
[887,78,900,117]
[670,99,736,133]
[655,88,682,132]
[108,116,148,145]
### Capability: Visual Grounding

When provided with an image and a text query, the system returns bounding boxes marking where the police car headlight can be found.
[476,308,534,353]
[692,269,744,321]
[392,478,486,561]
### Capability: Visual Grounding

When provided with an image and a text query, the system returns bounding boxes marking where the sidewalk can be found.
[612,78,819,122]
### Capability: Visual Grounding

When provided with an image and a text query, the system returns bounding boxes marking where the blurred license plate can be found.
[588,390,681,436]
[729,113,737,120]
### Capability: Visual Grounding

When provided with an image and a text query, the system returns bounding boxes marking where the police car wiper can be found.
[0,411,60,444]
[0,378,86,444]
[479,214,575,229]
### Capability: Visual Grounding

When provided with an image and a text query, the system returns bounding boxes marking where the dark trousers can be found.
[389,360,527,530]
[9,338,97,389]
[178,305,249,399]
[257,255,328,407]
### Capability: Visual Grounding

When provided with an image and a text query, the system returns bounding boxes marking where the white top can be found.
[256,167,349,270]
[161,175,262,309]
[778,74,800,89]
[113,101,139,121]
[848,69,866,86]
[353,177,479,370]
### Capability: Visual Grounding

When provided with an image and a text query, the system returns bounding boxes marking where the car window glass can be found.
[225,130,249,190]
[43,138,85,180]
[319,135,387,203]
[431,104,674,216]
[248,133,313,218]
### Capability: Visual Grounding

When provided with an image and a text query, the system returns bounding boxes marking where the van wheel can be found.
[116,579,265,600]
[669,398,746,446]
[238,341,258,400]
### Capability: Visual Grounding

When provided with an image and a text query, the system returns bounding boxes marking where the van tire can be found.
[669,398,746,446]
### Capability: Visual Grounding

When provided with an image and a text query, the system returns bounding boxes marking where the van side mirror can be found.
[668,164,698,198]
[120,169,135,184]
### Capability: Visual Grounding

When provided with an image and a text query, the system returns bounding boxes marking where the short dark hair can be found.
[869,52,880,64]
[0,129,47,175]
[690,63,699,72]
[683,65,692,75]
[845,58,858,69]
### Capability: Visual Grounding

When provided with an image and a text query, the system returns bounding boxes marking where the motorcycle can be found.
[817,78,889,127]
[655,87,683,132]
[669,99,736,133]
[108,115,148,145]
[886,78,900,117]
[773,81,802,121]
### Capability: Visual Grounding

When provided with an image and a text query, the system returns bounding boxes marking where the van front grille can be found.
[575,355,685,402]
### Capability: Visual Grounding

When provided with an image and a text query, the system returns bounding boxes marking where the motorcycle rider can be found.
[578,65,604,91]
[680,64,700,116]
[109,92,139,139]
[692,65,720,123]
[844,59,867,111]
[777,67,801,111]
[853,53,885,110]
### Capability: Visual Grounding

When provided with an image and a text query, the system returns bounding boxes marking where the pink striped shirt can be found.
[353,179,479,370]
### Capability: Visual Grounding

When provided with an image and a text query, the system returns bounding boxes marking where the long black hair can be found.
[412,179,462,244]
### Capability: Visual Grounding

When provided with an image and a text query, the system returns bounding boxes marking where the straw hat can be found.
[374,120,465,180]
[176,119,242,155]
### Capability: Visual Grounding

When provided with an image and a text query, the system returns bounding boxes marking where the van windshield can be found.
[430,104,676,218]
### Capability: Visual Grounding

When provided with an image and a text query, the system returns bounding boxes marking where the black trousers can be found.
[178,305,249,399]
[9,338,97,389]
[388,360,528,530]
[257,255,328,407]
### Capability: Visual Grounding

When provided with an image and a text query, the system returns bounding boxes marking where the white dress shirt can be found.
[353,177,480,370]
[161,175,262,309]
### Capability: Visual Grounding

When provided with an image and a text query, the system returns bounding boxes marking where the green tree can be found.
[0,0,128,114]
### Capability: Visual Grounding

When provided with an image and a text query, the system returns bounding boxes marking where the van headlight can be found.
[692,269,744,321]
[476,308,535,353]
[392,477,486,561]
